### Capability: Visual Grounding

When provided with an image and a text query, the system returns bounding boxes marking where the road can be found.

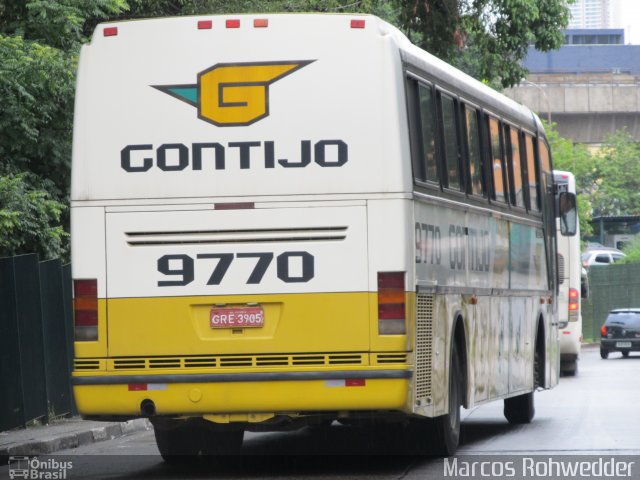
[3,346,639,479]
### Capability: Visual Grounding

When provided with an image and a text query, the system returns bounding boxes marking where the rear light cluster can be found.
[568,288,579,320]
[600,324,607,337]
[377,272,406,335]
[74,279,98,341]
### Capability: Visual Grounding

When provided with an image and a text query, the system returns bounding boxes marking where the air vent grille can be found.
[375,353,408,364]
[107,353,366,371]
[125,227,347,246]
[74,360,101,370]
[415,293,434,403]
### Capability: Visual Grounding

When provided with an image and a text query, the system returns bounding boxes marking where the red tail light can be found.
[568,288,579,321]
[74,279,98,341]
[378,272,406,335]
[600,324,607,337]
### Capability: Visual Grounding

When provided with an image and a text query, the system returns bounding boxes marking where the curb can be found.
[0,418,151,462]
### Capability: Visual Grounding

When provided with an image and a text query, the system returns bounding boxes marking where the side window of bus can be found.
[524,134,540,211]
[488,117,507,203]
[418,84,438,183]
[505,126,525,208]
[439,93,461,191]
[464,105,484,196]
[538,139,552,193]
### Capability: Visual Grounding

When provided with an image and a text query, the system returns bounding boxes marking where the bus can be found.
[70,13,576,458]
[554,171,582,376]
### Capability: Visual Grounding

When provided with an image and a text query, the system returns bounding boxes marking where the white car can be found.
[581,248,625,268]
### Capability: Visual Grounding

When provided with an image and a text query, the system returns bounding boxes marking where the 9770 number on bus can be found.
[157,251,314,286]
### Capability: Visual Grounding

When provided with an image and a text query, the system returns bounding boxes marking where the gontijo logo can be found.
[153,61,314,127]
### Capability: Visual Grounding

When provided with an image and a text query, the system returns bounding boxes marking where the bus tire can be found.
[430,340,462,456]
[504,391,535,424]
[153,423,202,462]
[561,359,577,376]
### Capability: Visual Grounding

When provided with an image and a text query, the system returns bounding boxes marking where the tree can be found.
[591,130,640,218]
[0,173,67,259]
[0,1,128,259]
[397,0,572,88]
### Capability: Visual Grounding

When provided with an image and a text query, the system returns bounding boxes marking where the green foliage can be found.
[397,0,571,88]
[0,173,68,259]
[0,1,128,260]
[619,236,640,265]
[0,34,75,197]
[592,130,640,217]
[545,124,640,245]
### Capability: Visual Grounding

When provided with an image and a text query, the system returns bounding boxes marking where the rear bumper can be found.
[72,369,412,417]
[601,339,640,351]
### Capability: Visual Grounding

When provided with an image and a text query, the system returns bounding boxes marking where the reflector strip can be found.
[254,19,268,28]
[103,27,118,37]
[346,379,366,387]
[325,379,366,387]
[226,19,240,28]
[562,331,571,335]
[127,383,167,391]
[351,19,365,29]
[198,20,212,30]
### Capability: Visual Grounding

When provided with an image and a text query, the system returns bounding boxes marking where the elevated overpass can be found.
[504,73,640,145]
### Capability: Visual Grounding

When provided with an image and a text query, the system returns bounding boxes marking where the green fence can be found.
[582,263,640,342]
[0,254,74,432]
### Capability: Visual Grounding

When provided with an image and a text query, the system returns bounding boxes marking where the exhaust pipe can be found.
[140,399,156,416]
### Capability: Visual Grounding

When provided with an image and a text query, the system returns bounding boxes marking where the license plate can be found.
[616,341,632,348]
[210,306,264,329]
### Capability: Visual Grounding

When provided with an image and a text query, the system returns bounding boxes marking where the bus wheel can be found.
[503,391,534,424]
[201,429,244,457]
[430,340,462,456]
[153,423,202,462]
[561,359,577,376]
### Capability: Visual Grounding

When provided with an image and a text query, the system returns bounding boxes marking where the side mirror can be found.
[559,192,577,236]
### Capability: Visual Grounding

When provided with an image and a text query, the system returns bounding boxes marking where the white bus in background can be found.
[71,13,576,459]
[554,170,582,375]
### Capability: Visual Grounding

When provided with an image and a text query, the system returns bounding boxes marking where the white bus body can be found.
[554,170,582,375]
[71,14,563,457]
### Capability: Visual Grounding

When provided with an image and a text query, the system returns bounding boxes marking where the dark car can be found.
[600,309,640,359]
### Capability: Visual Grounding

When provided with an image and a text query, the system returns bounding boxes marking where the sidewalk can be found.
[0,417,151,464]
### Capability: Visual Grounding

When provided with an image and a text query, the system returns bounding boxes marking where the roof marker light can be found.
[198,20,212,30]
[226,19,240,28]
[351,19,365,29]
[103,27,118,37]
[254,19,268,28]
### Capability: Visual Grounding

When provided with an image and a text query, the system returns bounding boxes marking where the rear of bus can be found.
[71,14,416,446]
[554,170,582,375]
